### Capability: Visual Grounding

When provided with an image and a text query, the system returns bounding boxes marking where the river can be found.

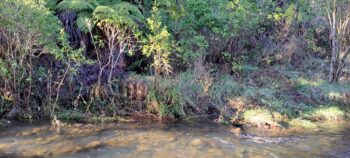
[0,121,349,158]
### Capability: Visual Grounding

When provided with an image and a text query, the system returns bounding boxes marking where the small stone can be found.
[229,127,241,136]
[190,138,202,146]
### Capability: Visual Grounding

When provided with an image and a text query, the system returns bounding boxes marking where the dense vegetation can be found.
[1,0,350,128]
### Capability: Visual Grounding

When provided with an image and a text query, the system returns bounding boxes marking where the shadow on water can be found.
[0,121,349,158]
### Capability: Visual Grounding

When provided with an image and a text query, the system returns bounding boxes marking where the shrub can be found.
[146,76,187,117]
[0,0,81,117]
[143,3,173,76]
[209,75,241,107]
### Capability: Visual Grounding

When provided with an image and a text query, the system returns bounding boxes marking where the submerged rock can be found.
[190,139,203,146]
[51,115,62,127]
[0,119,11,127]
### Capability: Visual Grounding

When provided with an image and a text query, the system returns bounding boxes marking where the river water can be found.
[0,121,349,158]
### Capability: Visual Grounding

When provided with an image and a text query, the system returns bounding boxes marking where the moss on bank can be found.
[289,118,317,129]
[54,109,133,123]
[242,109,273,126]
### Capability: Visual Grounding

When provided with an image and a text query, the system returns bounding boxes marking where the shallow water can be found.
[0,121,349,158]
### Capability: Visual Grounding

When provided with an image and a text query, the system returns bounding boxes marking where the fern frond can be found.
[95,0,121,6]
[76,12,93,33]
[93,6,135,28]
[113,2,144,22]
[43,0,59,11]
[56,0,94,12]
[87,0,101,8]
[93,3,145,37]
[93,6,117,22]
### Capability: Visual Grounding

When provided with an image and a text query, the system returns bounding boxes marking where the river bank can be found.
[3,69,350,130]
[1,120,350,158]
[1,0,350,137]
[1,105,349,132]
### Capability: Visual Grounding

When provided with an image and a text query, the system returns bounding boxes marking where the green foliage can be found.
[243,109,274,126]
[143,71,206,118]
[56,0,95,12]
[93,2,143,33]
[95,0,121,6]
[209,75,241,106]
[178,35,208,68]
[267,5,295,25]
[309,106,345,121]
[165,0,220,68]
[0,0,86,117]
[184,0,228,33]
[93,6,116,22]
[0,0,70,71]
[296,77,350,101]
[113,2,144,23]
[289,118,317,128]
[177,71,205,98]
[42,0,60,11]
[147,77,187,117]
[167,0,264,71]
[222,52,250,74]
[0,0,64,54]
[58,0,144,36]
[0,0,349,124]
[76,11,93,33]
[226,0,261,35]
[57,109,85,121]
[143,3,173,75]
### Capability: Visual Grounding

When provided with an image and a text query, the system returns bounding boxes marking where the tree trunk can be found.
[328,29,338,82]
[328,4,338,83]
[334,47,350,82]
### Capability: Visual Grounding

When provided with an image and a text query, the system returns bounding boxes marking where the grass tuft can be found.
[289,118,317,128]
[243,109,274,126]
[310,106,344,121]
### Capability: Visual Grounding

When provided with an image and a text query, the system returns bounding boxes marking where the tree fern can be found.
[95,0,121,6]
[113,2,144,23]
[42,0,59,11]
[93,3,143,29]
[93,6,117,23]
[76,11,93,33]
[56,0,95,12]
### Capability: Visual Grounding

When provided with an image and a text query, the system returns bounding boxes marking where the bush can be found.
[146,76,189,117]
[0,0,80,117]
[209,75,241,107]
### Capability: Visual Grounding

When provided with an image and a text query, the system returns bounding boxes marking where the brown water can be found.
[0,121,349,158]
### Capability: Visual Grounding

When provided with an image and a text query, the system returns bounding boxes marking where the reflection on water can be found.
[0,121,349,158]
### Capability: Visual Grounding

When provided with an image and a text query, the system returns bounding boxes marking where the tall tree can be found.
[314,0,350,82]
